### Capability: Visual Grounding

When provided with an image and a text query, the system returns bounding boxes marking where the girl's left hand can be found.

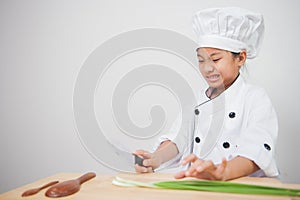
[174,154,228,180]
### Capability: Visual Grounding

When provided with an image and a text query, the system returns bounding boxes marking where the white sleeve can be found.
[153,113,182,148]
[232,88,279,177]
[152,114,182,171]
[153,108,195,172]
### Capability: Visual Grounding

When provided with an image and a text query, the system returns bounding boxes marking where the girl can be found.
[134,7,278,181]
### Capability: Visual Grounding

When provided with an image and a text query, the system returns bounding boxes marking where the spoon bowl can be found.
[45,172,96,198]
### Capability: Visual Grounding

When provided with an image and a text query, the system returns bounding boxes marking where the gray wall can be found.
[1,0,299,193]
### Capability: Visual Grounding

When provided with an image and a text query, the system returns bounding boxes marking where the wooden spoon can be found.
[45,172,96,198]
[21,181,59,197]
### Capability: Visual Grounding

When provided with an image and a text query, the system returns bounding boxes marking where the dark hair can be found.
[231,52,240,58]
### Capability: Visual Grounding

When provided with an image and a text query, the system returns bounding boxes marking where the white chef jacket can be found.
[155,75,279,177]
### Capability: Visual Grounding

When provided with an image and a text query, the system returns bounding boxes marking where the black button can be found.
[223,142,230,149]
[195,137,201,143]
[194,109,199,115]
[229,112,236,118]
[264,143,271,151]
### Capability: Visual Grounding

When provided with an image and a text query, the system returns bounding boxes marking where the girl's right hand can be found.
[133,150,162,173]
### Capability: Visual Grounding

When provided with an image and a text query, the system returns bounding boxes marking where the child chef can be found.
[134,7,278,181]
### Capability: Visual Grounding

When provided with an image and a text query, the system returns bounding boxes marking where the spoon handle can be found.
[77,172,96,184]
[21,181,59,197]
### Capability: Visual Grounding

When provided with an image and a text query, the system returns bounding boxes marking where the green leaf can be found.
[112,176,300,197]
[154,180,300,197]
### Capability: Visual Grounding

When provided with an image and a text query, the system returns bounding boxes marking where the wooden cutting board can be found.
[1,173,299,200]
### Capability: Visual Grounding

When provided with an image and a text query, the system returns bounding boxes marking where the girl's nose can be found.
[204,63,214,73]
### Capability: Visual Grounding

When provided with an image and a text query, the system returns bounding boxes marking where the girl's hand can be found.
[133,150,162,173]
[174,154,228,180]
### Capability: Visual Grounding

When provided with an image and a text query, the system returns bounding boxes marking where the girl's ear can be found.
[238,50,247,67]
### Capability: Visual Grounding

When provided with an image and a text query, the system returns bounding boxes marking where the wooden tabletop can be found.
[1,173,300,200]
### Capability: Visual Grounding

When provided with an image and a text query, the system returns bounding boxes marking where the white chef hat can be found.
[192,7,264,59]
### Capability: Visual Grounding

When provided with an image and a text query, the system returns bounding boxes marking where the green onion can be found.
[112,176,300,197]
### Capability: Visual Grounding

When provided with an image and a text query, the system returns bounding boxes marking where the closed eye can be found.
[212,58,221,62]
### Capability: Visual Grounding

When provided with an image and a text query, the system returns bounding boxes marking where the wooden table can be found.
[1,173,300,200]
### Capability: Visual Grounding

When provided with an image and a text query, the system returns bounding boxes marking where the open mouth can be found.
[206,74,220,82]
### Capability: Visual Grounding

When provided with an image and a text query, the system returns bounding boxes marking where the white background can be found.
[1,0,300,193]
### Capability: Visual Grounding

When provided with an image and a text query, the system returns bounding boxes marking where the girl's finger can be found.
[142,152,153,159]
[133,150,146,156]
[143,158,157,167]
[135,164,150,173]
[134,164,145,173]
[133,150,151,159]
[185,159,203,176]
[181,154,199,165]
[216,158,227,174]
[196,160,215,172]
[174,170,186,179]
[147,167,154,173]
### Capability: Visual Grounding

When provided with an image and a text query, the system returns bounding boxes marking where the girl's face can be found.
[197,47,246,91]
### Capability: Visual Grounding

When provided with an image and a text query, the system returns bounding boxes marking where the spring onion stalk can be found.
[112,176,300,197]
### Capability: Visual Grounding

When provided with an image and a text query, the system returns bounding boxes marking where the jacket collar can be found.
[197,74,246,106]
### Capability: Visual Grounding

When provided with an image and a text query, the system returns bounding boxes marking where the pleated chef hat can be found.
[192,7,264,59]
